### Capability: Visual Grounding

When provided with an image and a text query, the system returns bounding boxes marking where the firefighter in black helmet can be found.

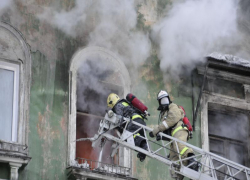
[149,90,199,179]
[107,93,148,162]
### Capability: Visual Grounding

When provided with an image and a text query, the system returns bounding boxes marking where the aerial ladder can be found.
[76,111,250,180]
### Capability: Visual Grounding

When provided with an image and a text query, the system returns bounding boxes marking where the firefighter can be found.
[149,90,199,179]
[107,93,148,162]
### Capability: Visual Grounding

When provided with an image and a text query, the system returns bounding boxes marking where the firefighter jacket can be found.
[158,103,185,133]
[112,99,136,118]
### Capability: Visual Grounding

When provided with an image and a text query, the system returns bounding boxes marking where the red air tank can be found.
[126,93,150,116]
[179,106,193,132]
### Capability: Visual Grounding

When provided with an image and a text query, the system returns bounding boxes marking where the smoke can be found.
[152,0,241,77]
[77,56,115,116]
[208,110,248,178]
[0,0,13,17]
[38,0,151,68]
[208,112,249,141]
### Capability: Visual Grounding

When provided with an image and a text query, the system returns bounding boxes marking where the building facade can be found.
[0,0,249,180]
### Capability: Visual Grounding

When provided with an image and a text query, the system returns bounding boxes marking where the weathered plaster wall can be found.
[0,1,81,179]
[0,0,202,180]
[132,54,202,180]
[19,50,70,180]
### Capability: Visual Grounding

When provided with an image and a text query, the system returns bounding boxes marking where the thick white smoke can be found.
[38,0,151,68]
[0,0,13,16]
[152,0,240,77]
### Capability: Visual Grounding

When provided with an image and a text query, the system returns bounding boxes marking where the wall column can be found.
[9,162,22,180]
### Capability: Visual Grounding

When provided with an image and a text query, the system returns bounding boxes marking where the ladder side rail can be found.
[96,114,250,180]
[102,133,206,180]
[105,117,213,180]
[124,117,250,174]
[102,133,173,166]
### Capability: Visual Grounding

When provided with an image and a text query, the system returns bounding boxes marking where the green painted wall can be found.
[132,54,202,180]
[0,0,204,180]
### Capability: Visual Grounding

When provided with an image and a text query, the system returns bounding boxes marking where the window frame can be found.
[0,61,19,142]
[199,60,250,168]
[68,46,132,177]
[0,21,31,173]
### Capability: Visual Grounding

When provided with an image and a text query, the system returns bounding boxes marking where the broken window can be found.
[0,61,19,142]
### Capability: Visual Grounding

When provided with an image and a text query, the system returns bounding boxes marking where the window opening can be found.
[76,57,124,171]
[0,61,19,142]
[208,107,250,180]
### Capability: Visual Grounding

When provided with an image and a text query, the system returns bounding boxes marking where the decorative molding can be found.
[197,66,250,85]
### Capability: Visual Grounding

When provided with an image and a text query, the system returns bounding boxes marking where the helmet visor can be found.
[160,97,169,105]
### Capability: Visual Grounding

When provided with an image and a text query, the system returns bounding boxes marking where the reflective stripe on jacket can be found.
[132,114,142,120]
[171,126,188,136]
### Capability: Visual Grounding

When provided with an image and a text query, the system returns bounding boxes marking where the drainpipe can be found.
[191,70,195,131]
[192,62,209,131]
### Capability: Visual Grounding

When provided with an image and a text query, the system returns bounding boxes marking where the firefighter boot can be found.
[137,141,148,162]
[187,153,200,171]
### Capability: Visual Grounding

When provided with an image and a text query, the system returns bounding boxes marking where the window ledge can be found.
[67,166,137,180]
[0,141,31,164]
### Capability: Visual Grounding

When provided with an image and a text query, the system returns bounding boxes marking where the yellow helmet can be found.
[107,93,120,108]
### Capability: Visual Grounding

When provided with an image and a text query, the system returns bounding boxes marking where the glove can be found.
[107,110,114,118]
[149,131,154,138]
[149,127,160,138]
[156,134,161,141]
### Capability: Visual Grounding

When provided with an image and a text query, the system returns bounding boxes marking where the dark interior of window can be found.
[75,57,124,170]
[204,78,245,99]
[208,105,250,180]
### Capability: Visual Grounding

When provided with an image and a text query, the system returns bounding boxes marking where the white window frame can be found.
[68,46,132,178]
[0,61,19,142]
[0,21,31,179]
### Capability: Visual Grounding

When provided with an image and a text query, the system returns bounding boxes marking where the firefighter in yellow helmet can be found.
[149,90,199,179]
[107,93,148,162]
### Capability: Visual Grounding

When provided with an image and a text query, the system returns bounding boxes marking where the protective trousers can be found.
[126,117,146,148]
[169,129,194,180]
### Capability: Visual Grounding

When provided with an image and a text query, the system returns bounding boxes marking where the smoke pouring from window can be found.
[77,58,114,116]
[152,0,245,78]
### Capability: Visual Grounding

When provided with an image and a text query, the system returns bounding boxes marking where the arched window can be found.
[0,21,31,177]
[68,46,132,178]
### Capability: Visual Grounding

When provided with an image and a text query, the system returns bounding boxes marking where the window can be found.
[68,46,132,179]
[0,61,19,142]
[0,22,31,179]
[208,106,249,180]
[199,56,250,179]
[76,59,124,168]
